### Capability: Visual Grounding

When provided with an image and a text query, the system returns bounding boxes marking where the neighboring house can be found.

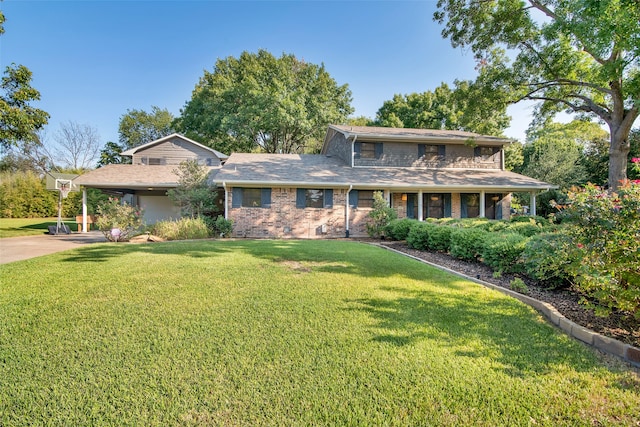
[215,125,553,238]
[74,134,227,227]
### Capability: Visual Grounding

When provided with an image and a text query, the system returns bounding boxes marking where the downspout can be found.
[345,184,353,238]
[350,135,357,168]
[222,181,228,220]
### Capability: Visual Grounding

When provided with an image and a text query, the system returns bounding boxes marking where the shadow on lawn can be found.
[224,239,456,282]
[346,284,611,377]
[60,240,233,263]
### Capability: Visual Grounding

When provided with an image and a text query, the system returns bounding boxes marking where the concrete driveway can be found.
[0,231,107,264]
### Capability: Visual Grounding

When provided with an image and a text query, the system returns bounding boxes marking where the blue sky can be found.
[1,0,537,149]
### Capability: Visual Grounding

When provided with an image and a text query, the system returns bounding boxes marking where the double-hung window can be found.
[296,189,333,209]
[232,188,272,208]
[354,142,383,160]
[419,144,445,161]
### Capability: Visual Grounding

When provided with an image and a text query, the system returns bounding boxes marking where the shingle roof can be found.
[215,153,553,191]
[329,125,510,144]
[74,164,220,189]
[120,133,229,159]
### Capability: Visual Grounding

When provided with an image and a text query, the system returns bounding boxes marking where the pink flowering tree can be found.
[561,182,640,318]
[95,197,144,242]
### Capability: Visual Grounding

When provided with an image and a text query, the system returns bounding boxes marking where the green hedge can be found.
[481,233,529,273]
[385,218,418,241]
[449,228,489,261]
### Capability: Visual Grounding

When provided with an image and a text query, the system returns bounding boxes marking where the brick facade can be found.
[229,187,512,238]
[229,187,377,239]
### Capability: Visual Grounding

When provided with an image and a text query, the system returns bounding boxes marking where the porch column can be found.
[82,188,88,233]
[530,192,537,216]
[479,190,486,218]
[417,190,423,221]
[383,190,390,206]
[223,184,229,220]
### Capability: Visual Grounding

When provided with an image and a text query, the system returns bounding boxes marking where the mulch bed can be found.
[378,241,640,348]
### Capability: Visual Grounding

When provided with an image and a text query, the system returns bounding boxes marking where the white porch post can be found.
[383,190,390,206]
[479,190,486,218]
[530,192,537,216]
[418,190,423,221]
[82,188,88,233]
[223,182,229,220]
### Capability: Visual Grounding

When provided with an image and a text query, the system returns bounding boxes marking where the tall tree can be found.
[176,50,353,154]
[0,64,50,149]
[53,121,101,171]
[374,81,510,136]
[97,141,131,167]
[518,120,607,188]
[119,106,175,149]
[0,10,49,149]
[435,0,640,189]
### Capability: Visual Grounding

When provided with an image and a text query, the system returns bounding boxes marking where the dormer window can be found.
[355,142,383,159]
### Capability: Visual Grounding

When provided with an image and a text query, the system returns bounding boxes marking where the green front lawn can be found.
[1,240,638,425]
[0,217,76,238]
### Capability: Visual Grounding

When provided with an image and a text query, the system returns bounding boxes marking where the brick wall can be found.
[229,187,375,238]
[228,187,512,238]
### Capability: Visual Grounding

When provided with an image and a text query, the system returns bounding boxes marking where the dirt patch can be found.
[379,241,640,348]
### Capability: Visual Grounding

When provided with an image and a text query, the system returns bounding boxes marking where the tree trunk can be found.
[608,126,631,191]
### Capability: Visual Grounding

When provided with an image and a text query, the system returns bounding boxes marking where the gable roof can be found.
[327,125,510,145]
[120,133,229,160]
[216,153,553,192]
[74,164,220,189]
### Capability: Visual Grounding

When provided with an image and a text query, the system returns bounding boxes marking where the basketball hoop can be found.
[55,179,73,199]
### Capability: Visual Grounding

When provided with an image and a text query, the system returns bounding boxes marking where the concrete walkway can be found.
[0,231,107,264]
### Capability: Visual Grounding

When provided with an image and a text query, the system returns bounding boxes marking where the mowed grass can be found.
[0,240,638,426]
[0,217,76,238]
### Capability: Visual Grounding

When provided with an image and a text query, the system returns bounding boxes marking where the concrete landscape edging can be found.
[379,244,640,369]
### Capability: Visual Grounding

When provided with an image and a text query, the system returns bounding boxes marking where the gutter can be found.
[222,181,228,220]
[345,184,353,238]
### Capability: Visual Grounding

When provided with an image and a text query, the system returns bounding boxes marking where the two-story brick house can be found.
[215,125,553,238]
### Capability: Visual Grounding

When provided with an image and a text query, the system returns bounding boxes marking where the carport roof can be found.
[74,164,220,189]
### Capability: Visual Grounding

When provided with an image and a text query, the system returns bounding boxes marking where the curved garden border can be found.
[379,244,640,369]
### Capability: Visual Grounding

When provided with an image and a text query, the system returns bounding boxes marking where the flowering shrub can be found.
[561,183,640,318]
[95,197,144,242]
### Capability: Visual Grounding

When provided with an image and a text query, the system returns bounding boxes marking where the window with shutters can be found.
[233,188,272,208]
[297,189,333,209]
[354,142,383,159]
[357,190,375,208]
[242,188,262,207]
[419,144,445,161]
[474,146,500,161]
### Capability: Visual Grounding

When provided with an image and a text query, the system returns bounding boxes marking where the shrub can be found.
[152,217,210,241]
[510,278,529,294]
[384,218,417,241]
[427,224,453,252]
[449,228,489,261]
[406,222,434,250]
[366,191,397,238]
[481,232,529,273]
[522,232,574,289]
[0,171,57,218]
[95,198,144,242]
[213,215,233,238]
[560,183,640,318]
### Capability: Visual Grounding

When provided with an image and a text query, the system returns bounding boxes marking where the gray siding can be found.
[132,136,222,166]
[353,141,501,169]
[323,131,352,165]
